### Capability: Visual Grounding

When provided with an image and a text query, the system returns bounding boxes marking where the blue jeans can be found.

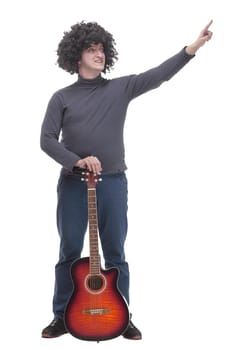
[53,171,129,319]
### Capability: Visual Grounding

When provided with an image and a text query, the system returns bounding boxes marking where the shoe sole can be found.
[41,331,68,339]
[122,335,142,340]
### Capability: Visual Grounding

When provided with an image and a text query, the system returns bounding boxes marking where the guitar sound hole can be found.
[88,275,103,291]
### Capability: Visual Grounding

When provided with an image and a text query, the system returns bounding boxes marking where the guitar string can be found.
[88,186,103,317]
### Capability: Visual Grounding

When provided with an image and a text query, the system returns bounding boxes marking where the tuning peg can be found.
[81,177,85,181]
[98,178,102,182]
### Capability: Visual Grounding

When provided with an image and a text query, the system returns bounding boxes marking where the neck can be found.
[88,187,100,275]
[79,69,101,80]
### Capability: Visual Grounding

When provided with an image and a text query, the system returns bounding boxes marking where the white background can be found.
[1,1,232,349]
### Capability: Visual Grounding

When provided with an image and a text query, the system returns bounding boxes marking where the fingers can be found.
[204,19,213,32]
[78,156,102,174]
[197,19,213,45]
[206,31,213,41]
[201,19,213,36]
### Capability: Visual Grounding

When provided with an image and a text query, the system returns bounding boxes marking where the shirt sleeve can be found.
[123,47,195,100]
[40,91,80,171]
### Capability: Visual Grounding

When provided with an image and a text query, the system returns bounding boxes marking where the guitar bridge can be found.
[82,308,111,315]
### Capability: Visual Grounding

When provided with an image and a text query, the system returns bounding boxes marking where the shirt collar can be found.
[76,74,104,87]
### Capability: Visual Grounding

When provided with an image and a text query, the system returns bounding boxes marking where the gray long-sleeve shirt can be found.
[40,48,194,174]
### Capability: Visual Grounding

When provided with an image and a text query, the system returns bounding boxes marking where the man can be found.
[40,20,213,340]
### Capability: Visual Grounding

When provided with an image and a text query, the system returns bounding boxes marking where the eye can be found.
[87,47,95,53]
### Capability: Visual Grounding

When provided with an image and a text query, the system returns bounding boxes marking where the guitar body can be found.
[65,257,129,341]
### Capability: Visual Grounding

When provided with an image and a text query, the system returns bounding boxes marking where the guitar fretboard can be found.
[88,188,100,275]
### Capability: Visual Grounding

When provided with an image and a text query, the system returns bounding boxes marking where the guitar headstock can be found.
[82,171,101,188]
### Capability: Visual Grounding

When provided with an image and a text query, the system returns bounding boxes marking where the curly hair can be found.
[56,21,118,74]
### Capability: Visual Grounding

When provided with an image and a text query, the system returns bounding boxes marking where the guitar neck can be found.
[88,187,100,275]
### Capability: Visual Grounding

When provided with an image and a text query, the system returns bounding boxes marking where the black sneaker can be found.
[41,318,68,338]
[122,318,142,340]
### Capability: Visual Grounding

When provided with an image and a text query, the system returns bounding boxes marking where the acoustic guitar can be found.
[64,171,129,341]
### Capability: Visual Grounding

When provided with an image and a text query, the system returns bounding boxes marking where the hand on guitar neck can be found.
[75,156,102,174]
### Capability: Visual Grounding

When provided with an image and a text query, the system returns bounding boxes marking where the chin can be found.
[94,63,105,70]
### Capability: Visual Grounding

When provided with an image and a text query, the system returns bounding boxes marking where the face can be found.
[78,43,105,77]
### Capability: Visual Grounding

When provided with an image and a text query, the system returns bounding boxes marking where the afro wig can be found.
[57,21,118,74]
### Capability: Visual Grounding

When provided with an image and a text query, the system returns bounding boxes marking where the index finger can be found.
[203,19,213,33]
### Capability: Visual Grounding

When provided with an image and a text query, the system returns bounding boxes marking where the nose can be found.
[96,48,104,57]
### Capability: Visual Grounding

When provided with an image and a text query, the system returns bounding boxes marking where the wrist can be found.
[185,43,199,56]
